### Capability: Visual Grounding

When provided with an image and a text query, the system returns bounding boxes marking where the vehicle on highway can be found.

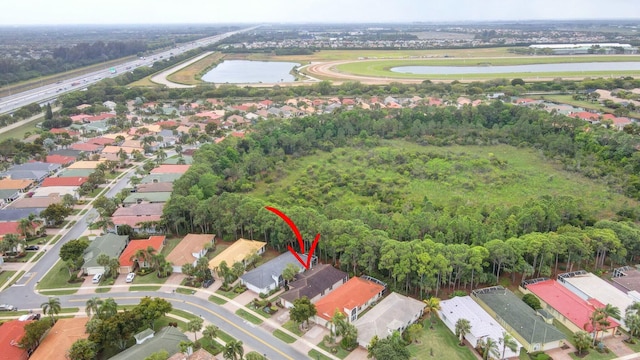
[126,272,135,283]
[25,245,39,251]
[0,304,17,311]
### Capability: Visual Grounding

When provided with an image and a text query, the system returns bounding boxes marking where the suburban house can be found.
[0,319,33,360]
[166,233,215,273]
[29,318,89,360]
[167,348,215,360]
[0,221,43,240]
[82,233,129,275]
[280,264,348,308]
[353,292,425,348]
[208,238,266,276]
[240,252,309,295]
[558,271,635,330]
[118,235,166,274]
[0,169,49,182]
[471,286,566,352]
[8,196,62,212]
[0,208,44,222]
[123,192,172,205]
[134,182,173,193]
[439,296,523,359]
[66,160,105,170]
[112,202,165,218]
[0,178,33,193]
[612,266,640,299]
[40,176,88,187]
[109,327,189,360]
[140,173,182,184]
[314,276,386,327]
[521,278,620,337]
[31,186,79,199]
[150,164,191,174]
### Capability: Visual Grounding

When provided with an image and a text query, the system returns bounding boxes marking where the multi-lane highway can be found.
[0,26,257,115]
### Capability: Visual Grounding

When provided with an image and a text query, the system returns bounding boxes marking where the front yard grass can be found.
[283,320,304,336]
[273,329,297,344]
[317,340,352,359]
[95,287,110,293]
[40,289,78,295]
[208,295,227,305]
[36,260,83,290]
[129,285,161,291]
[170,309,199,322]
[131,272,170,285]
[235,309,263,325]
[216,287,242,299]
[309,349,333,360]
[407,318,476,360]
[0,271,16,289]
[176,287,195,295]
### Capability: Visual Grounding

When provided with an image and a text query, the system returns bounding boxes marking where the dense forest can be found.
[162,101,640,297]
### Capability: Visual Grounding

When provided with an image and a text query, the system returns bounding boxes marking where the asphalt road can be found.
[0,26,258,115]
[0,162,308,359]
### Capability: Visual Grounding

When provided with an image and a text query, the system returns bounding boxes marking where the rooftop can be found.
[112,203,165,217]
[123,192,172,204]
[0,208,44,221]
[119,236,165,267]
[8,196,61,209]
[150,164,191,174]
[315,277,385,321]
[209,238,266,270]
[472,286,565,345]
[166,234,215,267]
[558,271,634,319]
[140,173,182,184]
[112,215,162,227]
[83,233,129,269]
[354,292,425,347]
[0,319,33,360]
[438,296,523,359]
[611,267,640,293]
[280,264,347,304]
[40,177,88,187]
[0,178,33,190]
[30,318,89,360]
[241,252,306,290]
[66,160,105,169]
[109,326,189,360]
[136,182,174,193]
[524,278,619,331]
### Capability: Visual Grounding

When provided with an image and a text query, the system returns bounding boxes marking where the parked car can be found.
[126,272,135,283]
[0,304,17,311]
[92,273,103,284]
[25,245,39,251]
[203,278,215,288]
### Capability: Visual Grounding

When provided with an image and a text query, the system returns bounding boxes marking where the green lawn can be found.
[95,287,110,293]
[130,272,170,285]
[407,318,476,360]
[129,285,161,291]
[273,329,297,344]
[176,287,195,295]
[208,295,227,305]
[235,309,263,325]
[198,337,224,355]
[0,271,16,289]
[283,320,304,336]
[309,349,333,360]
[160,237,182,257]
[59,307,80,314]
[40,289,78,295]
[170,309,199,322]
[155,316,188,331]
[4,251,36,263]
[317,340,352,359]
[216,330,235,344]
[36,260,83,290]
[568,350,616,360]
[216,287,242,299]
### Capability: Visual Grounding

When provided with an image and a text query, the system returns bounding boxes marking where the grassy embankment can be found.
[251,140,637,219]
[166,52,225,85]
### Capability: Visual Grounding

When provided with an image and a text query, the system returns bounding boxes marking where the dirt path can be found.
[150,52,214,88]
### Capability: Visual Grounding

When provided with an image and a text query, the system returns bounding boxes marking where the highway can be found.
[0,26,258,115]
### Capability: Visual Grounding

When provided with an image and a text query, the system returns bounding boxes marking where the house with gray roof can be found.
[0,208,44,221]
[1,170,49,182]
[109,326,189,360]
[49,149,82,158]
[123,192,172,206]
[354,292,425,348]
[6,162,61,174]
[135,182,174,193]
[82,233,129,275]
[280,264,348,308]
[0,189,20,206]
[240,252,310,295]
[140,173,182,184]
[58,168,94,177]
[471,286,565,352]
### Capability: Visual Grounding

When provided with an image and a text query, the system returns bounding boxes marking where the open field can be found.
[252,141,637,219]
[166,52,225,85]
[0,117,42,142]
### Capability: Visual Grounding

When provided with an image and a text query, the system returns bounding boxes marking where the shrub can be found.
[259,292,268,299]
[522,294,542,310]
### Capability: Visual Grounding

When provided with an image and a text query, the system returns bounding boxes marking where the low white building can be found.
[439,296,523,359]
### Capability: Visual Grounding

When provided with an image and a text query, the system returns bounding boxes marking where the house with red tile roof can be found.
[259,99,273,107]
[88,137,115,146]
[314,276,385,327]
[86,113,116,122]
[119,235,166,274]
[0,221,41,240]
[150,164,191,174]
[44,155,75,166]
[69,142,102,153]
[427,97,443,106]
[157,120,178,128]
[70,114,91,123]
[49,128,80,136]
[521,278,619,337]
[0,319,33,360]
[341,98,356,106]
[41,177,88,187]
[570,112,601,122]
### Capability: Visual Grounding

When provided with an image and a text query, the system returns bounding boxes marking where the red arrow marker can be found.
[265,206,320,269]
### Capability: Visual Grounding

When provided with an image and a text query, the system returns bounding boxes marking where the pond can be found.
[201,60,300,83]
[390,62,640,75]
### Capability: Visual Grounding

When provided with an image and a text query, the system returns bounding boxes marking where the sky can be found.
[1,0,639,25]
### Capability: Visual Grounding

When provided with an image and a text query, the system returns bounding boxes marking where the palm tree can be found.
[329,310,347,344]
[41,297,61,324]
[455,318,471,346]
[158,260,173,278]
[482,337,500,360]
[187,318,203,342]
[179,340,194,355]
[98,298,118,320]
[223,340,244,360]
[423,297,441,329]
[85,297,103,318]
[499,331,518,359]
[0,233,24,258]
[17,217,33,239]
[202,324,219,342]
[603,304,621,320]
